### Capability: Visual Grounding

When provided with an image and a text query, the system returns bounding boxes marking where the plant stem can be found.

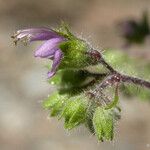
[100,57,116,73]
[98,55,150,90]
[121,74,150,89]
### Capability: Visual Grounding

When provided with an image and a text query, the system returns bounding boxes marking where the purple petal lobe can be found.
[34,38,64,58]
[16,28,62,41]
[47,49,63,78]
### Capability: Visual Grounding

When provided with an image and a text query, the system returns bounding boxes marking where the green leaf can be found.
[61,97,87,129]
[42,92,60,109]
[85,101,98,134]
[42,92,69,117]
[93,107,114,141]
[93,107,104,141]
[50,100,65,117]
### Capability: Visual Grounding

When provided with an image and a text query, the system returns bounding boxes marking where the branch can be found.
[100,57,116,73]
[97,53,150,90]
[121,74,150,89]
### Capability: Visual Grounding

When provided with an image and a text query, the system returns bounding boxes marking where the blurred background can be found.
[0,0,150,150]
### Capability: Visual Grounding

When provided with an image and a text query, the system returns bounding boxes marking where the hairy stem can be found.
[121,74,150,89]
[100,57,116,73]
[98,55,150,90]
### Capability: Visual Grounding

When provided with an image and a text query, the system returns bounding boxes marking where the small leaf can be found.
[69,100,86,123]
[61,97,87,129]
[42,92,60,109]
[93,107,114,141]
[93,107,104,141]
[85,101,98,134]
[42,92,69,117]
[50,100,65,117]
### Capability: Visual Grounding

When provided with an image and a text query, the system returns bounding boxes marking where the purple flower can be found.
[12,28,65,78]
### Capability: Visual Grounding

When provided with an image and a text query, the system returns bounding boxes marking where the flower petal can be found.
[47,49,63,78]
[13,28,62,42]
[34,38,64,58]
[29,28,61,41]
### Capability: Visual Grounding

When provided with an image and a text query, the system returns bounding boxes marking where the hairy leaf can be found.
[43,92,68,117]
[93,107,114,141]
[61,97,87,129]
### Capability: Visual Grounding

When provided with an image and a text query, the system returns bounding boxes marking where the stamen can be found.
[14,39,19,46]
[11,31,31,46]
[21,36,30,45]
